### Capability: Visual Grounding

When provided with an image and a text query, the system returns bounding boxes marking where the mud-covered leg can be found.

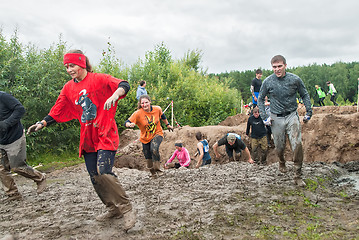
[271,114,287,173]
[93,174,136,231]
[3,134,46,194]
[260,136,268,165]
[293,144,306,187]
[146,159,156,177]
[287,112,306,187]
[0,150,21,200]
[251,138,260,164]
[151,135,164,177]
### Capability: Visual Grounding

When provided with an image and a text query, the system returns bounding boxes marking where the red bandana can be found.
[63,53,86,68]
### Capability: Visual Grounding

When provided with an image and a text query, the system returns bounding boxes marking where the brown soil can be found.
[1,106,359,240]
[117,105,359,169]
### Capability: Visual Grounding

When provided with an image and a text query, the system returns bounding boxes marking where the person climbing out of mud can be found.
[164,141,191,169]
[0,91,47,202]
[213,133,254,164]
[124,94,173,178]
[246,107,268,165]
[27,50,136,232]
[195,131,212,168]
[257,54,312,187]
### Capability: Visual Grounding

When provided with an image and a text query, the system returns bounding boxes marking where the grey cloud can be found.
[1,0,358,73]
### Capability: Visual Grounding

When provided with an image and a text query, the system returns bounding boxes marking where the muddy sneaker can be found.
[36,174,47,194]
[294,178,306,187]
[152,161,164,178]
[96,208,122,222]
[123,209,136,232]
[279,163,288,173]
[4,193,22,202]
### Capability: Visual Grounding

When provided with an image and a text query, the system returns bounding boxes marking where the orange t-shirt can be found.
[128,106,164,144]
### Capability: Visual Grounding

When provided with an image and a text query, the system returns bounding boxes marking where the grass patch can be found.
[27,152,83,172]
[171,226,204,240]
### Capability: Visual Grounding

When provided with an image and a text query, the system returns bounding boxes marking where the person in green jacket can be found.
[315,85,326,106]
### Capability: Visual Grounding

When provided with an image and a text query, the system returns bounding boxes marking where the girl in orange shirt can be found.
[125,95,173,177]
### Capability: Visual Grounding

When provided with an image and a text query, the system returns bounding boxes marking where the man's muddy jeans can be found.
[271,111,304,177]
[84,150,132,214]
[0,132,44,196]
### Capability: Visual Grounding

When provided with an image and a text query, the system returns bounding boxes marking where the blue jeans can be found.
[84,150,116,184]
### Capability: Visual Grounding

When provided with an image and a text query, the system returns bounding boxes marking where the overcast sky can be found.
[1,0,359,73]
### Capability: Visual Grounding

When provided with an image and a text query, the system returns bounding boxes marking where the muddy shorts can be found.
[0,132,27,170]
[202,158,212,166]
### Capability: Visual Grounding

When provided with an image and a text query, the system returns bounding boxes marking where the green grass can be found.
[27,152,83,172]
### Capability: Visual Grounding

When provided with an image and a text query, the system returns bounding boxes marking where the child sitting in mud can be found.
[164,141,191,169]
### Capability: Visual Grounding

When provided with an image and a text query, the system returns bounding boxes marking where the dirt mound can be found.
[116,106,359,171]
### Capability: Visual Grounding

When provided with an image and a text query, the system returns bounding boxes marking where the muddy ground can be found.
[1,106,359,239]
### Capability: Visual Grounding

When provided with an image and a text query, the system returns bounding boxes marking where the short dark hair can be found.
[271,55,286,65]
[139,80,146,86]
[326,81,331,84]
[255,69,262,74]
[195,132,203,141]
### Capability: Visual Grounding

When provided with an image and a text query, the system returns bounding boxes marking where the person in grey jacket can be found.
[257,55,312,187]
[0,91,46,201]
[136,80,147,100]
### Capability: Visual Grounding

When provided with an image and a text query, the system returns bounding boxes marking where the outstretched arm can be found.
[195,142,204,168]
[27,120,46,134]
[213,142,220,159]
[161,116,173,131]
[104,87,126,110]
[104,81,130,110]
[243,147,254,164]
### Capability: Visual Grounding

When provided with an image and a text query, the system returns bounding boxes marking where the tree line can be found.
[211,62,359,106]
